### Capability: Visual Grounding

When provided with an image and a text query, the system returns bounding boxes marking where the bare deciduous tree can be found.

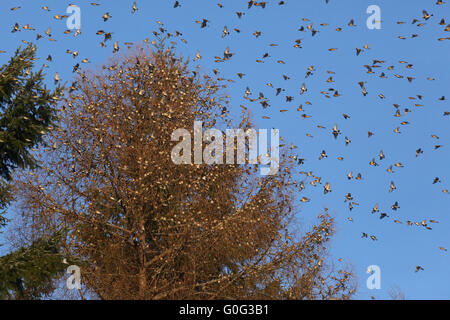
[13,43,355,300]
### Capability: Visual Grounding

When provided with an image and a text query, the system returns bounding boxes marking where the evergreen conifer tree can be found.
[0,44,67,300]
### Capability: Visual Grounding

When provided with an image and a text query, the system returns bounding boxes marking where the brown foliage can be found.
[14,43,355,300]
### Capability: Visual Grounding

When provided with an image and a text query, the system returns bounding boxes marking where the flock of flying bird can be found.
[2,0,449,283]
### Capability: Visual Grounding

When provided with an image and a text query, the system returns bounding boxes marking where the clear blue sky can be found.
[1,0,449,299]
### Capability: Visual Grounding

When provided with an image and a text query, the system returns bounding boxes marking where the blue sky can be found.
[1,0,449,299]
